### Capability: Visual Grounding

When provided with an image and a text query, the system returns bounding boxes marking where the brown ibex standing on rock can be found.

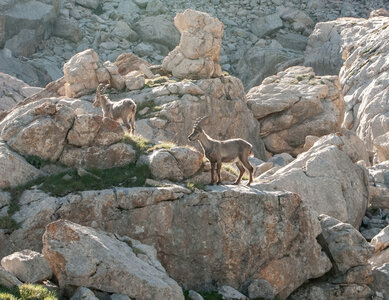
[93,83,137,134]
[188,116,254,186]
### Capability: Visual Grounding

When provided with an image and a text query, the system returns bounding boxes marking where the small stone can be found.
[188,290,204,300]
[218,286,248,300]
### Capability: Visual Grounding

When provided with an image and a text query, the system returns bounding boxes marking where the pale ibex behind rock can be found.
[188,116,254,186]
[93,83,137,134]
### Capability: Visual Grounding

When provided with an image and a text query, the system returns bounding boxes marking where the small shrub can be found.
[25,155,49,169]
[0,216,19,231]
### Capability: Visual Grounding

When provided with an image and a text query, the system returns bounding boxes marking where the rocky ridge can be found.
[0,6,389,300]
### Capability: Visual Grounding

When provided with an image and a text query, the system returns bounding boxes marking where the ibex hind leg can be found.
[129,113,135,135]
[233,162,245,185]
[211,162,217,185]
[240,155,254,186]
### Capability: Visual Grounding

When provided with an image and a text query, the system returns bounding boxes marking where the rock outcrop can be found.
[246,66,345,156]
[0,97,136,181]
[162,9,224,79]
[42,219,184,300]
[3,185,331,299]
[253,132,369,228]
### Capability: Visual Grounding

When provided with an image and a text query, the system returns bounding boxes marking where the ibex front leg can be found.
[216,161,223,185]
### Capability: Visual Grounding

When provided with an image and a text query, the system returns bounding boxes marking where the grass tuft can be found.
[122,133,152,155]
[146,141,176,154]
[185,181,205,192]
[0,284,58,300]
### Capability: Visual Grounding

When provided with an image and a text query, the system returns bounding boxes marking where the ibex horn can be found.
[194,116,209,127]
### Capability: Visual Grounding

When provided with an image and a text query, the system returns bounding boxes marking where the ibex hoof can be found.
[233,181,240,185]
[217,181,222,185]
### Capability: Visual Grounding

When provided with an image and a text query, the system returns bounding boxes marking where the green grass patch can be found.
[185,181,205,192]
[0,284,58,300]
[35,163,151,197]
[135,100,162,120]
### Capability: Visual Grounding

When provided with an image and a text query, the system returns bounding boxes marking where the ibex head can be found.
[94,84,109,107]
[188,116,208,141]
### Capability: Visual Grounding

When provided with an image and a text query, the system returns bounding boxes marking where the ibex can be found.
[188,116,254,186]
[93,83,137,134]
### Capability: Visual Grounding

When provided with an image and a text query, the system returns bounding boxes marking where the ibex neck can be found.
[198,131,213,150]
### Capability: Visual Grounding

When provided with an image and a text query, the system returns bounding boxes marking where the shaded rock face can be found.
[0,72,42,113]
[4,186,331,299]
[0,97,134,179]
[253,132,369,228]
[368,161,389,210]
[42,220,184,300]
[125,76,265,159]
[236,40,303,91]
[246,66,344,156]
[162,9,224,79]
[0,0,60,56]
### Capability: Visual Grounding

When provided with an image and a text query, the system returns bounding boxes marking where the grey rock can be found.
[248,279,274,299]
[70,287,99,300]
[0,142,42,189]
[218,286,247,300]
[319,214,374,273]
[53,16,83,43]
[253,132,369,228]
[251,13,283,38]
[4,29,37,57]
[371,263,389,296]
[0,266,22,288]
[1,249,52,283]
[42,220,184,300]
[188,290,204,300]
[136,15,179,51]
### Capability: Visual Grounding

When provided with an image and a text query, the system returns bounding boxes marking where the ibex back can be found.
[188,116,254,186]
